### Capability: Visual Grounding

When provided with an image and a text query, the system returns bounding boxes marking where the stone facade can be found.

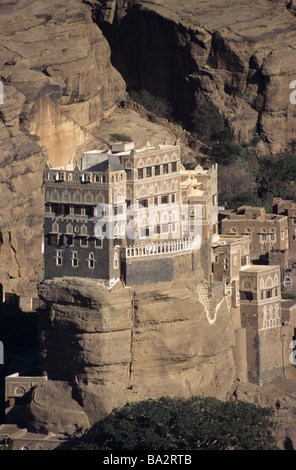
[273,198,296,259]
[220,206,289,261]
[0,425,67,450]
[212,233,291,386]
[5,370,48,426]
[239,265,282,385]
[212,234,250,329]
[44,141,218,287]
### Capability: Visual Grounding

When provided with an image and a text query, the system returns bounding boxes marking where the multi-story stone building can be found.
[43,141,218,287]
[273,197,296,258]
[220,205,289,261]
[212,233,287,385]
[43,140,296,388]
[239,264,283,385]
[212,234,250,328]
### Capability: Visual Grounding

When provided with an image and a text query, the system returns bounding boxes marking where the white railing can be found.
[123,238,194,259]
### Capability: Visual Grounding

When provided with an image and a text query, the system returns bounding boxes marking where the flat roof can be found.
[240,264,280,273]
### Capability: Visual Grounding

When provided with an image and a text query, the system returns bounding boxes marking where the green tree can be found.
[191,102,225,144]
[256,153,296,210]
[69,396,278,450]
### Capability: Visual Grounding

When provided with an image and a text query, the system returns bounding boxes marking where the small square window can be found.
[95,238,103,249]
[80,237,88,247]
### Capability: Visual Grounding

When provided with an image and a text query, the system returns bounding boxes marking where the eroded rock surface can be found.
[95,0,296,154]
[37,275,236,424]
[0,0,125,295]
[25,380,90,436]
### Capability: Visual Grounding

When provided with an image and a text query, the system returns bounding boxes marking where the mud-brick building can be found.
[44,141,218,287]
[239,265,283,385]
[220,206,289,261]
[273,198,296,259]
[212,232,292,386]
[212,234,250,329]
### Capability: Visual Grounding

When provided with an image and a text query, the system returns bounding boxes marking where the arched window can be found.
[66,223,73,234]
[61,190,71,203]
[88,252,95,269]
[50,190,59,202]
[52,222,59,233]
[284,277,292,289]
[81,224,88,235]
[73,191,81,203]
[85,192,93,204]
[96,193,105,204]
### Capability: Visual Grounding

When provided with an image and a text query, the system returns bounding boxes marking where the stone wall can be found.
[123,250,200,286]
[259,327,284,385]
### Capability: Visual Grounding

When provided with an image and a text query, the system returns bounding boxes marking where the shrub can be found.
[70,396,278,451]
[109,133,133,143]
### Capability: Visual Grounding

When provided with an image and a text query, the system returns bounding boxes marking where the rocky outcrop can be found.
[0,0,126,296]
[37,274,237,425]
[92,0,296,154]
[25,380,90,436]
[0,0,125,166]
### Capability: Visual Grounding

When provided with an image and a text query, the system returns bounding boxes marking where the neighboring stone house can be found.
[212,234,289,386]
[239,264,282,385]
[212,234,250,327]
[220,205,289,261]
[273,197,296,260]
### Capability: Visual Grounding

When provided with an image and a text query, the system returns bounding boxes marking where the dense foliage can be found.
[128,89,296,211]
[191,104,296,209]
[71,396,277,451]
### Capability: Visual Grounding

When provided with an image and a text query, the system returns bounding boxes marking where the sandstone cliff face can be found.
[36,275,236,425]
[0,0,126,295]
[93,0,296,154]
[25,380,90,436]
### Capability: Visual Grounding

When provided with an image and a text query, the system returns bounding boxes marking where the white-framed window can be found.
[88,252,95,269]
[56,250,63,266]
[114,252,119,269]
[72,251,78,267]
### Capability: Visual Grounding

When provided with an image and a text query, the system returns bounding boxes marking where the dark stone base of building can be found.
[122,250,201,287]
